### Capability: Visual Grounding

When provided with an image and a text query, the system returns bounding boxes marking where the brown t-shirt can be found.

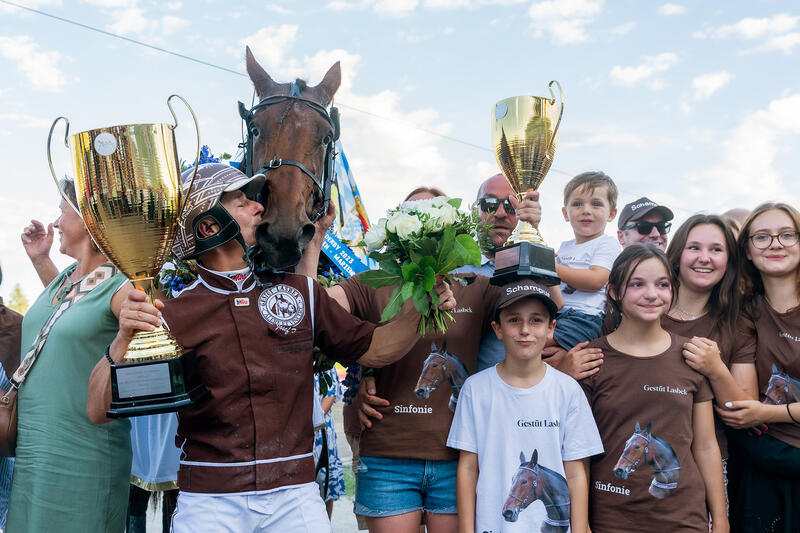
[581,333,714,533]
[0,299,22,380]
[340,273,500,461]
[661,313,756,458]
[746,296,800,448]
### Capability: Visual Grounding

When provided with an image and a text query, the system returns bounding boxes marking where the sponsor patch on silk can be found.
[258,284,306,329]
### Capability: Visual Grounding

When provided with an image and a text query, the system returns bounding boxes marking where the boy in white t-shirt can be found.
[552,171,620,350]
[448,281,603,533]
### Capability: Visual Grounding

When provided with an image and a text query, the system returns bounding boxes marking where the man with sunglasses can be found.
[617,196,675,250]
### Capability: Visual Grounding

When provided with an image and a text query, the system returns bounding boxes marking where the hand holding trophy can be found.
[491,81,564,286]
[47,95,210,418]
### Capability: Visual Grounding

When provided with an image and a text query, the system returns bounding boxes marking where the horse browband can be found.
[238,81,340,222]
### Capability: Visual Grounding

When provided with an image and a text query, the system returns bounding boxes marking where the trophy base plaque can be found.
[107,356,210,418]
[491,242,560,286]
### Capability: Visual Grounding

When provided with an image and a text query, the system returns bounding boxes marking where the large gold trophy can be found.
[47,95,209,418]
[491,81,564,286]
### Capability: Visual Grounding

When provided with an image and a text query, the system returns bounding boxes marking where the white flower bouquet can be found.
[359,196,481,334]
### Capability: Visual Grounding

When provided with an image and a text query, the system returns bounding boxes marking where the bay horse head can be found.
[614,421,651,480]
[763,363,800,405]
[414,341,470,403]
[503,449,542,523]
[242,47,341,270]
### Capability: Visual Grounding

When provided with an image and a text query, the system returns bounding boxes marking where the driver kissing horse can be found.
[502,449,570,532]
[613,421,681,499]
[413,341,469,411]
[763,363,800,405]
[240,47,341,270]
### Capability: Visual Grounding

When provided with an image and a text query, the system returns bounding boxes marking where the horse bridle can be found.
[238,81,340,222]
[418,353,447,388]
[507,465,539,506]
[620,432,651,470]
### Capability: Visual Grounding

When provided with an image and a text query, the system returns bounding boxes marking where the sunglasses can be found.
[622,220,672,235]
[478,197,515,215]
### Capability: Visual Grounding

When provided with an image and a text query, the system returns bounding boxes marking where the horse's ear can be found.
[314,61,341,106]
[431,341,437,352]
[245,46,276,99]
[519,451,526,464]
[531,449,538,466]
[635,421,640,432]
[645,422,652,434]
[441,340,447,353]
[772,363,779,374]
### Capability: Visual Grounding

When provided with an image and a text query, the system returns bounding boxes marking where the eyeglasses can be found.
[748,231,800,249]
[621,220,672,235]
[477,197,515,215]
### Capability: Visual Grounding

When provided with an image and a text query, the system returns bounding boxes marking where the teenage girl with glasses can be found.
[715,202,800,532]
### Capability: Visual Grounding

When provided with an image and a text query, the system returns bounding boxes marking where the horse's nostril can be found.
[297,223,316,247]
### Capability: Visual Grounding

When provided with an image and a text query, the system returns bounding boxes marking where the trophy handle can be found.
[547,80,565,154]
[46,116,80,214]
[167,94,201,217]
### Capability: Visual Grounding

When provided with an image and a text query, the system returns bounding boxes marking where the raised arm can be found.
[21,219,59,286]
[682,338,757,405]
[87,288,163,424]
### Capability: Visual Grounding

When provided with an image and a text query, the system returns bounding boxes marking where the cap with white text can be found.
[617,197,674,229]
[497,280,558,318]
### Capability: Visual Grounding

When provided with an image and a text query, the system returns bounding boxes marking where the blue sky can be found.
[2,0,799,303]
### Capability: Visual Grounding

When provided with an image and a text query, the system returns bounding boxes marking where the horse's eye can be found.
[322,133,332,145]
[521,480,527,485]
[250,125,260,138]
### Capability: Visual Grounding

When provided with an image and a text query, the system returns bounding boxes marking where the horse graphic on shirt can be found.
[413,341,469,411]
[762,363,800,406]
[502,449,571,533]
[270,294,297,319]
[613,421,681,499]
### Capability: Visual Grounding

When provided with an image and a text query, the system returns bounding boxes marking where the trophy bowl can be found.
[47,95,210,417]
[490,81,564,286]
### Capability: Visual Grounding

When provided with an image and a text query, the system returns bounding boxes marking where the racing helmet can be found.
[172,163,265,260]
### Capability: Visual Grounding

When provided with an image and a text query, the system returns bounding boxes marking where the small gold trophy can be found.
[47,95,210,418]
[490,81,564,286]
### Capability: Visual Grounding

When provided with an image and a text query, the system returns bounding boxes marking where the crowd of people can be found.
[0,160,797,533]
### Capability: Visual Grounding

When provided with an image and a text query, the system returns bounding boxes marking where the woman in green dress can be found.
[7,181,133,532]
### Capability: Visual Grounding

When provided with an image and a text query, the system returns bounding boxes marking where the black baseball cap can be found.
[617,197,674,229]
[497,280,558,319]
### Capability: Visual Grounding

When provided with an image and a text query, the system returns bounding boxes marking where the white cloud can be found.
[658,3,686,16]
[610,21,635,37]
[374,0,418,16]
[238,25,299,74]
[757,32,800,54]
[324,0,372,10]
[265,3,293,15]
[692,71,733,100]
[1,0,61,12]
[81,0,135,6]
[166,1,182,9]
[0,113,52,128]
[695,14,798,40]
[562,126,673,149]
[688,92,800,208]
[528,0,604,44]
[609,52,678,88]
[0,35,73,92]
[99,1,188,37]
[424,0,470,7]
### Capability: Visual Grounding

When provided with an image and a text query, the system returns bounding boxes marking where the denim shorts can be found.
[553,308,603,350]
[355,456,457,517]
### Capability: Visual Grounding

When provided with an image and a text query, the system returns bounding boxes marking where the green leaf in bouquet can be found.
[418,237,439,258]
[437,226,455,264]
[401,281,415,300]
[359,269,402,289]
[423,265,436,291]
[378,259,403,277]
[412,283,431,316]
[454,234,482,266]
[447,198,462,209]
[368,250,395,263]
[380,286,404,322]
[419,255,438,273]
[401,262,420,282]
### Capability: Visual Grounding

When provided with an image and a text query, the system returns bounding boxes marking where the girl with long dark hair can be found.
[582,244,727,532]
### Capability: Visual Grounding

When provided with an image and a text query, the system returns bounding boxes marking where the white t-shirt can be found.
[447,365,603,533]
[556,234,621,315]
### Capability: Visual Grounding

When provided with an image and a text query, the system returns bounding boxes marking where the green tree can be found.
[7,284,29,315]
